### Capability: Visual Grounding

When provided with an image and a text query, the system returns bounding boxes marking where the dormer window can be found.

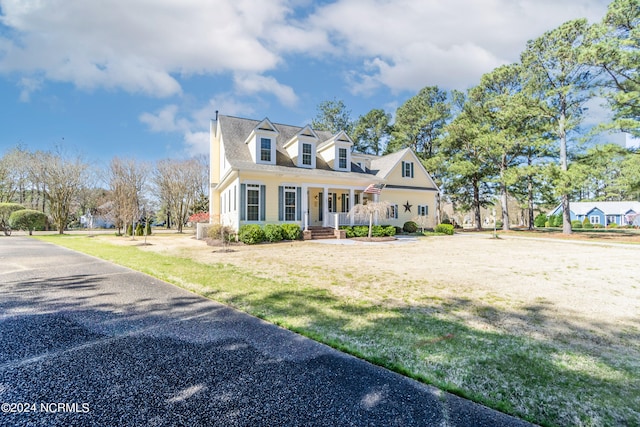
[260,138,272,162]
[302,143,313,166]
[284,125,318,169]
[338,148,348,169]
[246,118,278,165]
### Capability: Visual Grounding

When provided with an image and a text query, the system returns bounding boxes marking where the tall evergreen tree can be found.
[521,19,600,234]
[352,109,392,155]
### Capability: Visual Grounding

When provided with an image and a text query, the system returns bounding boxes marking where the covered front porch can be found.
[304,186,376,230]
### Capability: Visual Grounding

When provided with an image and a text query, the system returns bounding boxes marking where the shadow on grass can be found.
[227,287,640,427]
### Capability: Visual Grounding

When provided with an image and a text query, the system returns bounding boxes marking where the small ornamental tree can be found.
[188,212,210,224]
[9,209,47,235]
[349,201,391,239]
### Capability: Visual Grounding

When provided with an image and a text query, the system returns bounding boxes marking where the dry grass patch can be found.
[38,232,640,427]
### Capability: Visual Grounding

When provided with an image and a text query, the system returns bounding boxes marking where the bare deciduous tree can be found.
[154,158,204,233]
[108,158,149,236]
[30,151,89,234]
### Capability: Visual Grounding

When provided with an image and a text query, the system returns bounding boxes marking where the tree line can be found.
[313,0,639,233]
[0,146,209,235]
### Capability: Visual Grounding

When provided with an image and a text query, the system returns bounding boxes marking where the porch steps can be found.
[308,226,336,240]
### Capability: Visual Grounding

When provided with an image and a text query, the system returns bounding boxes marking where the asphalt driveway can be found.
[0,237,535,427]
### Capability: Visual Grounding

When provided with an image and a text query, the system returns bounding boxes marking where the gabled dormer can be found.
[318,131,353,172]
[284,125,318,169]
[245,118,279,165]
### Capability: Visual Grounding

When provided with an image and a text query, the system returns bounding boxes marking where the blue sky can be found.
[0,0,615,166]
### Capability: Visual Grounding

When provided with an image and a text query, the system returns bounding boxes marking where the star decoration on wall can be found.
[403,201,412,212]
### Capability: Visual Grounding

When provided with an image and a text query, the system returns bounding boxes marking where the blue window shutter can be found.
[401,161,405,177]
[296,187,302,221]
[260,185,266,221]
[240,184,246,221]
[278,186,283,221]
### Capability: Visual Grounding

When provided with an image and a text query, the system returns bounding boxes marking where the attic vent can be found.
[258,127,273,131]
[301,133,314,137]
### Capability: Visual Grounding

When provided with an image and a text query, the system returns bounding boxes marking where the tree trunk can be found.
[559,109,572,235]
[473,179,482,230]
[527,158,534,230]
[500,154,510,231]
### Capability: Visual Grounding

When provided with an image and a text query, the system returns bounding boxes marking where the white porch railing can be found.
[326,212,370,229]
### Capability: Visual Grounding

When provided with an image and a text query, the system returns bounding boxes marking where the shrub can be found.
[371,225,385,237]
[582,217,593,229]
[0,202,25,233]
[353,226,369,237]
[403,221,418,233]
[608,222,618,228]
[188,212,209,223]
[593,223,604,229]
[571,220,583,229]
[281,223,301,240]
[340,226,355,238]
[384,225,396,236]
[126,224,133,236]
[435,223,454,235]
[208,224,236,241]
[441,218,452,225]
[550,214,563,227]
[264,224,284,242]
[135,223,144,236]
[238,224,265,244]
[145,222,152,235]
[495,221,503,229]
[534,213,548,228]
[8,209,47,235]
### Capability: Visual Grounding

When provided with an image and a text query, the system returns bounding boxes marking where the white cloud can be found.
[304,0,610,92]
[18,76,42,102]
[0,0,612,110]
[233,73,298,107]
[0,0,284,96]
[139,95,258,156]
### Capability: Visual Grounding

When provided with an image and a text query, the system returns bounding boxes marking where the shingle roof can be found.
[369,148,411,178]
[570,201,640,216]
[218,115,376,179]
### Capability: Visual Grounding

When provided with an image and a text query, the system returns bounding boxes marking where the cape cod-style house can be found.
[209,114,439,237]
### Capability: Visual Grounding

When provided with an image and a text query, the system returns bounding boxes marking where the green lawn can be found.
[33,234,640,427]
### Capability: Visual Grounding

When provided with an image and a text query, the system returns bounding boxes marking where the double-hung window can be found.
[302,143,312,166]
[260,138,272,162]
[589,215,600,224]
[284,186,296,221]
[338,148,348,169]
[388,204,398,219]
[402,161,414,178]
[418,205,428,216]
[246,185,260,221]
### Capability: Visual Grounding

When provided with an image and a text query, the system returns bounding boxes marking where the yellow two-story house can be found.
[209,114,439,236]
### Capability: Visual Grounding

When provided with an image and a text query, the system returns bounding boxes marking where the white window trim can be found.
[246,184,261,222]
[284,186,297,221]
[335,145,350,171]
[299,142,316,168]
[589,215,600,224]
[257,137,276,165]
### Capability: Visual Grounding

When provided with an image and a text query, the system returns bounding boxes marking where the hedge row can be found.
[237,223,301,245]
[339,225,396,238]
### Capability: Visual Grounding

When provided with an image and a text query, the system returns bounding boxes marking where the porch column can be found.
[349,188,354,226]
[302,185,308,231]
[322,186,329,227]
